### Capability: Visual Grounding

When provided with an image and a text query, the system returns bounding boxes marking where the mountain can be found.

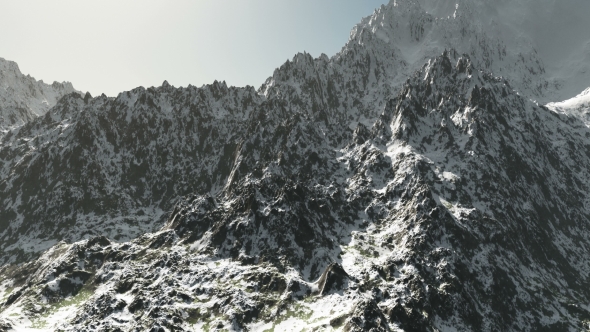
[2,0,590,331]
[0,58,79,135]
[547,88,590,127]
[3,52,590,332]
[5,0,590,271]
[342,0,590,104]
[0,81,260,265]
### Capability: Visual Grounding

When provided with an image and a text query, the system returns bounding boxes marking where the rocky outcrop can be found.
[0,57,78,134]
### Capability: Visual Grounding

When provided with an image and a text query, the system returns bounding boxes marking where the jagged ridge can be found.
[2,0,590,330]
[0,57,78,134]
[1,53,589,331]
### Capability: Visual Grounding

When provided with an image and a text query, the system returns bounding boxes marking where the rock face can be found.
[0,57,78,135]
[0,81,260,265]
[2,0,590,331]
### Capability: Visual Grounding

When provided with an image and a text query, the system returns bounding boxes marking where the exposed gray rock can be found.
[1,53,589,331]
[2,0,590,330]
[0,57,79,134]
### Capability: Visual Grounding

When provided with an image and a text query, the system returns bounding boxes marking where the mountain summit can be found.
[345,0,590,102]
[0,58,79,135]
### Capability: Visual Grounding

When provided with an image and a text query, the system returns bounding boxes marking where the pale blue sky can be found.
[0,0,388,96]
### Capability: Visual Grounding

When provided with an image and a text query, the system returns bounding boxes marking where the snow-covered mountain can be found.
[0,58,79,135]
[548,87,590,127]
[344,0,590,104]
[0,81,260,265]
[1,0,590,331]
[3,52,590,331]
[418,0,590,98]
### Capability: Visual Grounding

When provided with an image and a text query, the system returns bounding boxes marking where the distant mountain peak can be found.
[0,57,80,134]
[342,0,590,103]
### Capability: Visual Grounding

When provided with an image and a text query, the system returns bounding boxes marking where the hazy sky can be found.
[0,0,388,96]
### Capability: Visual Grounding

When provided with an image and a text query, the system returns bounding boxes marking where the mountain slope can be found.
[2,0,590,331]
[0,81,260,264]
[341,0,590,103]
[2,53,590,332]
[547,87,590,127]
[3,0,590,266]
[0,27,395,265]
[0,58,78,135]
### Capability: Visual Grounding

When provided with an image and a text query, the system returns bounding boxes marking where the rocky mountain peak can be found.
[547,86,590,127]
[3,51,590,330]
[340,0,590,104]
[0,58,21,74]
[0,57,80,135]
